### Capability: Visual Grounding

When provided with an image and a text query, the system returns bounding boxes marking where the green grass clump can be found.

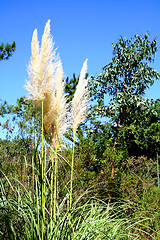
[0,158,158,240]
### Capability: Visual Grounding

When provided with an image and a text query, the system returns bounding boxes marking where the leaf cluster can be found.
[0,41,16,60]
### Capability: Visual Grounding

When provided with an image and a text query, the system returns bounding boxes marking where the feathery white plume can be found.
[39,20,58,94]
[25,29,43,106]
[71,59,89,132]
[44,60,69,145]
[25,20,88,147]
[25,20,58,108]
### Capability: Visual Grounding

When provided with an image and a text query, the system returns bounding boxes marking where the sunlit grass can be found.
[0,153,158,240]
[0,20,159,240]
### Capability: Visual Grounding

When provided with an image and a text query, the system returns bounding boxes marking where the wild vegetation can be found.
[0,20,160,239]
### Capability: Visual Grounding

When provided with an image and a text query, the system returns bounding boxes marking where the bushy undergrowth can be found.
[0,152,159,240]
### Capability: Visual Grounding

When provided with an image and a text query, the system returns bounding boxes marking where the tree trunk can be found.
[113,118,121,150]
[108,117,121,204]
[108,160,115,204]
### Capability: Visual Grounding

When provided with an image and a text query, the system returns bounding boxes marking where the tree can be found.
[65,73,79,103]
[0,97,42,178]
[117,99,160,157]
[0,97,41,142]
[0,41,16,60]
[90,33,160,202]
[65,72,88,103]
[91,33,160,151]
[0,41,16,133]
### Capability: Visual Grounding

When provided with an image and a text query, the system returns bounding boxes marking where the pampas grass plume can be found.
[71,59,89,132]
[25,20,88,147]
[44,60,69,146]
[25,20,58,109]
[25,29,43,107]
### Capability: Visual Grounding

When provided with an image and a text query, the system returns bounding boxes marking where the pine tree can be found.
[0,41,16,60]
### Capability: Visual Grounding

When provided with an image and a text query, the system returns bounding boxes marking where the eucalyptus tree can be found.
[90,33,160,202]
[91,33,160,152]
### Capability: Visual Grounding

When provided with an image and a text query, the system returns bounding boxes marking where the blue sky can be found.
[0,0,160,106]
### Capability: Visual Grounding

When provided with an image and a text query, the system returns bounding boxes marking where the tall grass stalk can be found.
[43,139,47,219]
[34,116,37,149]
[50,146,54,234]
[23,20,91,237]
[54,139,58,221]
[70,59,89,209]
[41,100,45,240]
[50,134,61,235]
[70,130,75,210]
[35,174,40,232]
[24,20,59,238]
[43,58,69,234]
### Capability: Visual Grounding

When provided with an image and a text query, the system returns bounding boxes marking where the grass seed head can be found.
[44,60,70,146]
[71,59,89,132]
[25,20,58,109]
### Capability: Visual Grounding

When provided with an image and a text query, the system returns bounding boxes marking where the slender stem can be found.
[42,100,44,159]
[42,140,46,237]
[54,139,58,220]
[41,100,44,240]
[44,140,46,207]
[50,128,58,238]
[35,175,40,231]
[34,110,37,150]
[33,109,36,207]
[32,156,35,204]
[50,144,54,235]
[70,130,76,210]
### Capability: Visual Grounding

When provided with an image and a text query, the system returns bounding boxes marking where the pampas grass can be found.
[24,19,89,238]
[44,59,69,147]
[24,19,90,239]
[43,59,69,232]
[70,59,89,209]
[71,59,89,133]
[25,20,58,108]
[24,20,60,240]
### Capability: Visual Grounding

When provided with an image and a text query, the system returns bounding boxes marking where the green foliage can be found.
[90,33,160,158]
[91,32,160,115]
[0,41,16,60]
[0,40,16,133]
[65,73,88,103]
[0,97,42,177]
[65,73,79,103]
[116,99,160,157]
[0,97,42,141]
[119,156,160,237]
